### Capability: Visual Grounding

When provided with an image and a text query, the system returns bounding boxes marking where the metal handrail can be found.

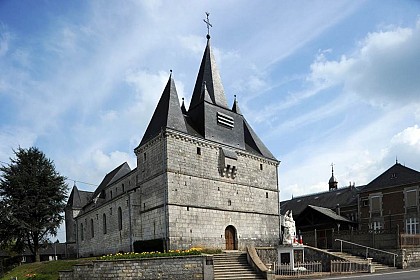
[334,238,398,267]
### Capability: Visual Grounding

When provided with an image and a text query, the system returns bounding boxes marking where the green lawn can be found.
[1,259,93,280]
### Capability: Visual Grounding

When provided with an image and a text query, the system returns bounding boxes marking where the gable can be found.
[362,163,420,193]
[92,162,131,199]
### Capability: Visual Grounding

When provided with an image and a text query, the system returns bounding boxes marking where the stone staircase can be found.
[328,250,396,271]
[213,251,265,280]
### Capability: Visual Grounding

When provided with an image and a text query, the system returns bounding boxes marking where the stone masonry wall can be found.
[165,131,278,192]
[74,127,280,256]
[168,205,279,250]
[77,193,133,257]
[133,135,168,243]
[165,130,280,250]
[401,248,420,268]
[136,135,165,183]
[59,256,212,280]
[74,166,138,257]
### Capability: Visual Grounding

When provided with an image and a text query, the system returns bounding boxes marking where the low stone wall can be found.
[59,255,213,280]
[401,248,420,269]
[255,247,277,265]
[303,246,342,272]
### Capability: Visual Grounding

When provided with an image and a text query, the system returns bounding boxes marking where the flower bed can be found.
[98,248,221,261]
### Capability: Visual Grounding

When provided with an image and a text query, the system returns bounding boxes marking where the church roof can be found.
[92,162,131,199]
[243,119,276,160]
[361,163,420,193]
[189,38,228,110]
[135,35,277,162]
[66,185,93,209]
[138,74,187,147]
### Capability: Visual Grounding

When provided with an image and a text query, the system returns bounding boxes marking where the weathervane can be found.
[203,12,212,39]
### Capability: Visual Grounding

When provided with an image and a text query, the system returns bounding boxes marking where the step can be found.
[328,250,395,270]
[213,252,264,280]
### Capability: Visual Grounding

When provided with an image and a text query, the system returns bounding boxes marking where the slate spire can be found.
[67,185,82,208]
[181,98,187,114]
[232,95,242,115]
[138,72,187,146]
[189,37,228,109]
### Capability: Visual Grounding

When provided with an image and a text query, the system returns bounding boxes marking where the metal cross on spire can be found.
[331,162,335,174]
[203,12,212,39]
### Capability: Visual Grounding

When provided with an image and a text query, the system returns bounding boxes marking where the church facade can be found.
[65,34,280,257]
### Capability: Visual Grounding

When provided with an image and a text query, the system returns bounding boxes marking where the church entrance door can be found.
[225,226,237,250]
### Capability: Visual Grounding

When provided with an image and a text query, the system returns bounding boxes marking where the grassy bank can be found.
[1,259,93,280]
[1,248,222,280]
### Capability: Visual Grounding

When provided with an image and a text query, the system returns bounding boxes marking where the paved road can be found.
[311,269,420,280]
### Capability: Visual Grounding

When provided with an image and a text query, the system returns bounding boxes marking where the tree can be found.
[0,147,67,262]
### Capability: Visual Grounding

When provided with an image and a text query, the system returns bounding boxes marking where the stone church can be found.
[65,32,280,257]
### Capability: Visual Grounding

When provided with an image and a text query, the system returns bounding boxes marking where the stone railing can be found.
[246,246,275,280]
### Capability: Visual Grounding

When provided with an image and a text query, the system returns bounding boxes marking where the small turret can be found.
[329,163,338,191]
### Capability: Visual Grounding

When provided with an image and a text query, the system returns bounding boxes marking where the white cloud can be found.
[391,125,420,149]
[92,149,135,173]
[179,35,204,55]
[309,20,420,106]
[125,70,169,103]
[383,125,420,168]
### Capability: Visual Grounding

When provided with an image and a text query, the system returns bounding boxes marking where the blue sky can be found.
[1,1,420,240]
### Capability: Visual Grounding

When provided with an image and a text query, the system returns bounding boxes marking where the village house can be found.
[281,162,420,249]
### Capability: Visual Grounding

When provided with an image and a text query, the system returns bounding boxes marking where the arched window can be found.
[80,223,84,241]
[103,213,107,234]
[90,219,94,238]
[118,207,123,231]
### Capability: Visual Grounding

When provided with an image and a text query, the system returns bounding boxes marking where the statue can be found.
[283,210,297,245]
